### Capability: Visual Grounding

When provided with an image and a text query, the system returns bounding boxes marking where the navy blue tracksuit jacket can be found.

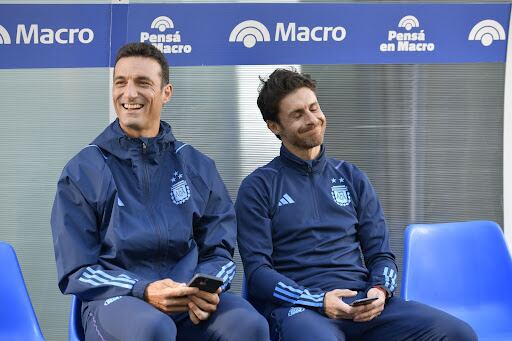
[236,145,397,317]
[51,120,236,302]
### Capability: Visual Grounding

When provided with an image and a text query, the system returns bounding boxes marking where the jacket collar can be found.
[91,119,177,160]
[279,144,327,174]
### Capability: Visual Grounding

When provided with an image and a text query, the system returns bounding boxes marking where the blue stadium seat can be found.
[401,221,512,341]
[0,241,44,340]
[69,295,84,341]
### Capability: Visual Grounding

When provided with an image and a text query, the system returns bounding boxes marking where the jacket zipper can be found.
[142,142,150,197]
[308,165,320,220]
[142,142,164,269]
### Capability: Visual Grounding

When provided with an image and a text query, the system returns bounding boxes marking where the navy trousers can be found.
[269,297,477,341]
[82,292,269,341]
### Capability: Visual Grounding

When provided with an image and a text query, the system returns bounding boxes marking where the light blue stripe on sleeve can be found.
[277,282,303,294]
[273,292,297,304]
[296,300,323,307]
[275,286,300,299]
[299,292,324,302]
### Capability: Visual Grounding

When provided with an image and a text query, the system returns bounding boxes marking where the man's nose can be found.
[304,110,319,125]
[125,81,138,98]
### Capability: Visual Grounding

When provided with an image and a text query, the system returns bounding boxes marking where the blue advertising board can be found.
[125,3,510,66]
[0,3,509,68]
[0,4,111,68]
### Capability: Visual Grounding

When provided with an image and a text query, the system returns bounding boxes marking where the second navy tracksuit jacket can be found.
[235,145,397,317]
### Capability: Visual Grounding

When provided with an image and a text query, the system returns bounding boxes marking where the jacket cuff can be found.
[370,285,393,299]
[318,291,327,315]
[132,279,151,299]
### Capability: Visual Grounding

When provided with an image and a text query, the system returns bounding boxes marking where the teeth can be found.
[123,103,143,109]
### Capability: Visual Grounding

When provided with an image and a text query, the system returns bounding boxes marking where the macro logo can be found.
[151,16,174,32]
[0,25,12,44]
[398,15,419,31]
[380,15,435,52]
[140,15,192,54]
[0,23,94,45]
[229,20,271,48]
[229,19,347,48]
[468,20,506,46]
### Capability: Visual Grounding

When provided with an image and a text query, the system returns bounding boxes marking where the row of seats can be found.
[2,220,512,340]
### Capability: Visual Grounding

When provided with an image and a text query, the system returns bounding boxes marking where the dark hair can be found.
[257,68,317,124]
[114,42,169,87]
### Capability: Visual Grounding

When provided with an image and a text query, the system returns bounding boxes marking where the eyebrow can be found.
[289,108,305,116]
[113,75,154,83]
[136,76,153,83]
[288,101,319,115]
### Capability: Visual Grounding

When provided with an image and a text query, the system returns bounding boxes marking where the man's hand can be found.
[352,287,386,322]
[188,288,222,325]
[323,289,360,320]
[144,279,199,314]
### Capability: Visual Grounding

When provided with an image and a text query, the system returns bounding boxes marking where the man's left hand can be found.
[352,287,386,322]
[188,288,222,324]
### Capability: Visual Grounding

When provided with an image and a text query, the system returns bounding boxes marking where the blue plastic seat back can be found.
[402,221,512,340]
[0,241,44,340]
[69,295,84,341]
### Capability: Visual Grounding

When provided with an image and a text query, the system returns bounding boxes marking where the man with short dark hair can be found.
[236,68,477,340]
[51,42,268,340]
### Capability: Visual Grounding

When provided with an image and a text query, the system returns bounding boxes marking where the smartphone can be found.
[350,297,379,307]
[187,273,224,293]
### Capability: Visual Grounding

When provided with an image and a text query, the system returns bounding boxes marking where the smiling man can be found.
[236,68,477,341]
[51,42,268,341]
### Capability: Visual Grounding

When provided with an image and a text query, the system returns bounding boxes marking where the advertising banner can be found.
[0,3,509,68]
[126,3,510,66]
[0,4,111,68]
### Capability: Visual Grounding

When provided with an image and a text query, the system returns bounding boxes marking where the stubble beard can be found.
[296,124,325,150]
[292,132,324,150]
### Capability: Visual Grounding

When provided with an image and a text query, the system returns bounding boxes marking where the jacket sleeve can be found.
[236,173,325,310]
[193,162,237,292]
[353,167,398,296]
[51,151,150,301]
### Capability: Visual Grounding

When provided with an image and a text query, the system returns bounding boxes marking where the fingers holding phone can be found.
[189,288,220,313]
[352,288,386,322]
[188,290,221,325]
[323,289,357,320]
[187,274,223,324]
[188,301,211,325]
[144,278,199,313]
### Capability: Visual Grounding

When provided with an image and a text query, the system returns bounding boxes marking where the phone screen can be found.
[350,297,378,306]
[187,274,223,293]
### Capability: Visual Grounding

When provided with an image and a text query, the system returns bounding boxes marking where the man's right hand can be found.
[323,289,366,320]
[144,278,199,313]
[188,287,222,325]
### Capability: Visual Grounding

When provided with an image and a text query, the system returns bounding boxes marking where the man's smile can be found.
[122,103,144,110]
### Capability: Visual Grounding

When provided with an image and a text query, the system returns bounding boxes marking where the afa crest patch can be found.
[170,171,190,205]
[331,178,351,207]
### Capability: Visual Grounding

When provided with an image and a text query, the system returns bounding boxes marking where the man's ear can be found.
[162,83,173,103]
[266,120,280,136]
